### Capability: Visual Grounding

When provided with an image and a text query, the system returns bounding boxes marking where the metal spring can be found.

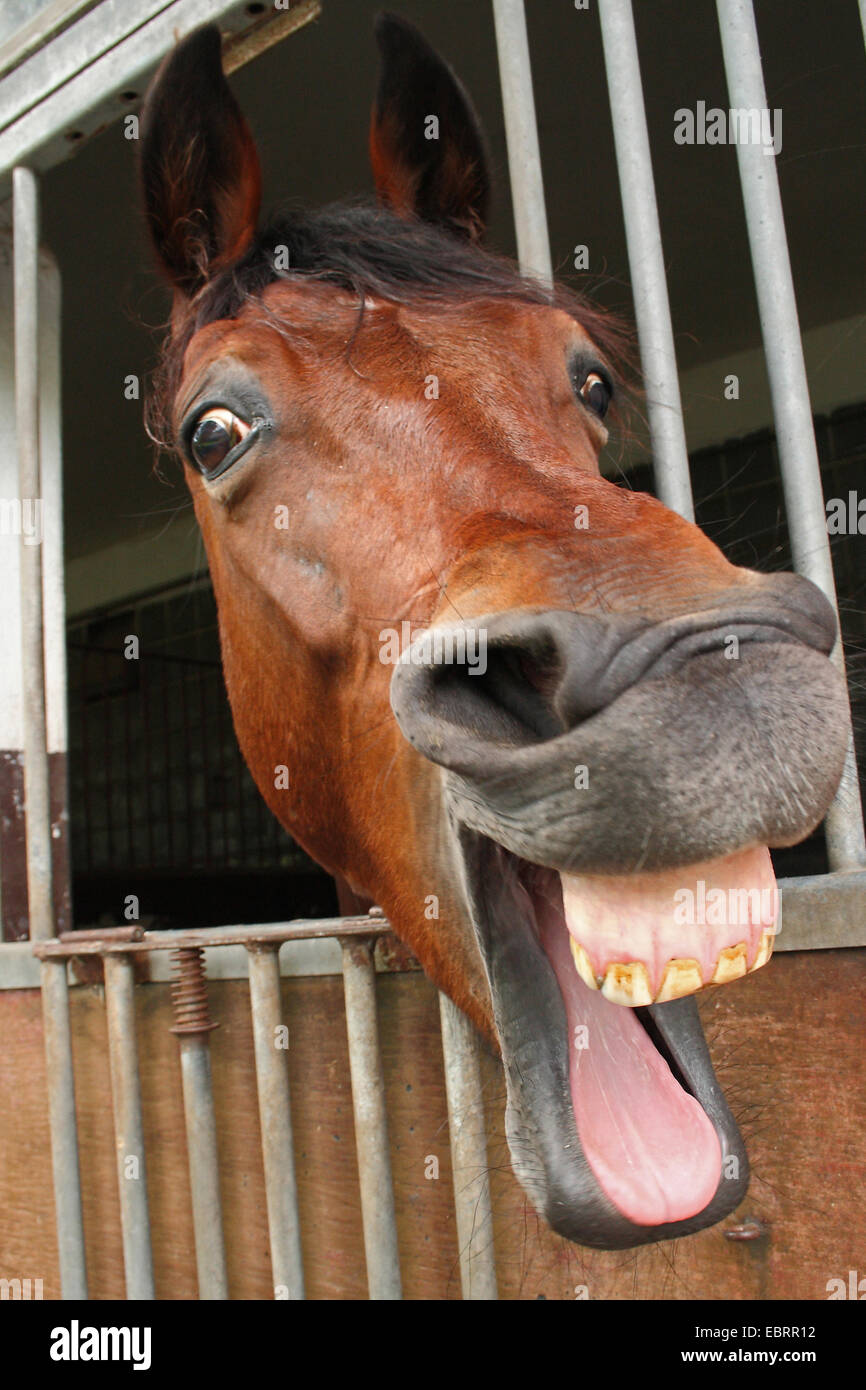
[169,946,219,1035]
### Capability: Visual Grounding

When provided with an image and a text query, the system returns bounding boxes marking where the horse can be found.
[138,13,847,1251]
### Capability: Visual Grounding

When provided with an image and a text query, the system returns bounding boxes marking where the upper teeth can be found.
[569,932,775,1005]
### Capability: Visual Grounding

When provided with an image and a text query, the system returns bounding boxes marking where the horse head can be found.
[139,15,848,1249]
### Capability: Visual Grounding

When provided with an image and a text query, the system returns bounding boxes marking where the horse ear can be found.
[140,25,261,298]
[370,12,490,241]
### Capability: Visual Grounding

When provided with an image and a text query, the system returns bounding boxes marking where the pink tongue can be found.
[536,879,724,1226]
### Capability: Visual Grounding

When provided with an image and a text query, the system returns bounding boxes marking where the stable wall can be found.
[2,948,864,1300]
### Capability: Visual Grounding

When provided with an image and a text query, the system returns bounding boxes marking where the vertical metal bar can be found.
[438,993,498,1300]
[176,1035,229,1299]
[39,960,87,1297]
[104,954,155,1300]
[597,0,696,521]
[715,0,866,870]
[14,164,87,1298]
[13,167,52,936]
[246,946,305,1300]
[340,939,402,1300]
[491,0,553,285]
[170,947,228,1299]
[860,0,866,53]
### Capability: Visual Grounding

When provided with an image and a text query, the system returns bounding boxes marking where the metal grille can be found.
[2,0,865,1302]
[67,583,304,875]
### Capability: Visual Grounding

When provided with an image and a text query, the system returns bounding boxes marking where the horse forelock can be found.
[145,198,636,459]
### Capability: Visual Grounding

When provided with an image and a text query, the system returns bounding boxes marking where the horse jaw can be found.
[452,827,752,1249]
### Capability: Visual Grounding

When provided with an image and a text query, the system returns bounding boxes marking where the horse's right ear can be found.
[140,25,261,299]
[370,12,490,240]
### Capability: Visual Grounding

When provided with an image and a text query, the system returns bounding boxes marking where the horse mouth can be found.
[456,828,764,1247]
[391,589,848,1247]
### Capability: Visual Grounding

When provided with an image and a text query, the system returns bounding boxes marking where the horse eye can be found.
[190,408,250,475]
[578,371,611,420]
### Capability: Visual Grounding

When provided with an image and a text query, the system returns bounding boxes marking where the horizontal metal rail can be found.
[28,876,866,962]
[0,0,321,190]
[32,915,393,956]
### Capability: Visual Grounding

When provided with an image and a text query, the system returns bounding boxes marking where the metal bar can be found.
[13,165,52,941]
[491,0,553,285]
[34,914,395,957]
[10,871,866,993]
[246,946,305,1300]
[176,1035,228,1299]
[29,861,866,962]
[104,954,155,1300]
[860,0,866,54]
[0,1,321,188]
[438,992,498,1300]
[14,164,87,1298]
[170,946,228,1299]
[39,959,88,1298]
[715,0,866,871]
[340,938,401,1300]
[774,870,866,952]
[597,0,695,521]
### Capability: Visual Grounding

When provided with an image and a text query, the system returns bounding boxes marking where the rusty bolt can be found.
[169,946,219,1035]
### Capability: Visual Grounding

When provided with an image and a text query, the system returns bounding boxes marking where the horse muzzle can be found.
[388,571,848,1246]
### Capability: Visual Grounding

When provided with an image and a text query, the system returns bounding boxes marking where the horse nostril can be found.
[389,610,649,768]
[457,639,566,741]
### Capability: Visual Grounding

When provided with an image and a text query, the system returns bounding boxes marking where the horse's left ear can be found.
[140,25,261,299]
[370,12,490,241]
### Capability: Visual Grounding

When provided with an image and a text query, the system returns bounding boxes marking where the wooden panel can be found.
[0,948,863,1299]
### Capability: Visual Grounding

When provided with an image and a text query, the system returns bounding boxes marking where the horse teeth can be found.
[569,937,599,990]
[600,961,653,1007]
[655,957,704,1003]
[749,929,775,973]
[712,943,749,985]
[569,932,777,1005]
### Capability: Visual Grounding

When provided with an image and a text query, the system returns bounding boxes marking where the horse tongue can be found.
[538,909,723,1225]
[534,851,776,1225]
[559,847,778,1006]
